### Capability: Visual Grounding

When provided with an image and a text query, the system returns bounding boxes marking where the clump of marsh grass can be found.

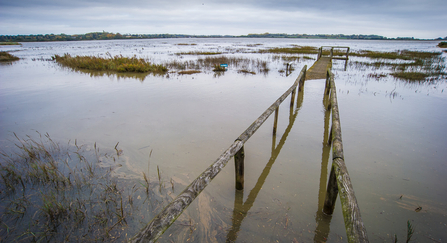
[176,51,222,55]
[259,46,318,54]
[437,42,447,48]
[53,53,168,74]
[0,42,21,45]
[0,51,20,62]
[178,70,201,75]
[0,132,172,242]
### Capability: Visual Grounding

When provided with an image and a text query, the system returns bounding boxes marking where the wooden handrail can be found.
[130,66,307,243]
[323,70,369,242]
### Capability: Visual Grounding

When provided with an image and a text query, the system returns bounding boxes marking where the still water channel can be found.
[1,38,446,242]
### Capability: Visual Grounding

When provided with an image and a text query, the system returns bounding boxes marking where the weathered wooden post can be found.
[318,47,322,60]
[344,47,350,71]
[234,146,245,190]
[330,47,334,59]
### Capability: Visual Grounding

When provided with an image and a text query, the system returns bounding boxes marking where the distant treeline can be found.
[0,31,445,42]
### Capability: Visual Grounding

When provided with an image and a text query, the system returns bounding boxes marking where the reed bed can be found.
[0,132,172,242]
[164,56,270,75]
[350,49,446,81]
[0,51,20,62]
[53,54,168,74]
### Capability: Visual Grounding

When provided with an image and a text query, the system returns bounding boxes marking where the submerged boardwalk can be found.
[305,56,332,80]
[131,46,367,243]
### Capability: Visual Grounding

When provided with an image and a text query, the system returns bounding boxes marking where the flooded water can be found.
[1,38,446,242]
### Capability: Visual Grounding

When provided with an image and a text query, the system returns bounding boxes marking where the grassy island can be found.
[438,42,447,48]
[0,51,20,62]
[53,54,168,74]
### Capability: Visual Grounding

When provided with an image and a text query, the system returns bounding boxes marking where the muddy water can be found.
[1,39,446,242]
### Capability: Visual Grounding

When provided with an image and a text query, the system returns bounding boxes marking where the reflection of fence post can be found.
[273,107,279,135]
[323,164,338,214]
[290,87,296,110]
[234,145,245,190]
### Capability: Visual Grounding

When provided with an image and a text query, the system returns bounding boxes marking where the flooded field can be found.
[1,38,446,242]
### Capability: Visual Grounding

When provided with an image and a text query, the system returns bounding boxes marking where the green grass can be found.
[0,51,20,62]
[53,53,168,74]
[0,42,21,45]
[437,42,447,48]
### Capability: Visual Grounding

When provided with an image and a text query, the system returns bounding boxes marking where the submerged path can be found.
[305,56,332,80]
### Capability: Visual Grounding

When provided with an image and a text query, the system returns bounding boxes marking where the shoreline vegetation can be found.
[1,31,446,42]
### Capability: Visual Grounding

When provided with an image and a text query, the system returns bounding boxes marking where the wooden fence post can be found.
[234,146,245,190]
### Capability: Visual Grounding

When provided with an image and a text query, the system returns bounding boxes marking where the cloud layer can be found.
[1,0,446,38]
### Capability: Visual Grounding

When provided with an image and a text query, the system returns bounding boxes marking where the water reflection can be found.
[313,89,333,242]
[226,84,305,242]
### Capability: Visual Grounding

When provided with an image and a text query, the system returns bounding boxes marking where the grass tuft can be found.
[0,51,20,62]
[437,42,447,48]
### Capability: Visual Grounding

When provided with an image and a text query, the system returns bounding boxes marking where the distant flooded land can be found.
[1,31,446,42]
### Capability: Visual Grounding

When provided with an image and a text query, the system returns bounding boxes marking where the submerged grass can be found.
[0,132,172,242]
[53,53,168,74]
[165,55,269,75]
[0,51,20,62]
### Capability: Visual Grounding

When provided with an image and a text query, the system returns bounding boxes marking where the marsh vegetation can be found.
[0,133,173,242]
[53,53,168,74]
[0,51,20,62]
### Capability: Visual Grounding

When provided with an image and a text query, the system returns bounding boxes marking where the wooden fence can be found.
[323,68,369,242]
[130,66,307,243]
[131,51,368,242]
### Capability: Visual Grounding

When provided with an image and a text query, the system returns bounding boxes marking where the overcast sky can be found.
[0,0,446,39]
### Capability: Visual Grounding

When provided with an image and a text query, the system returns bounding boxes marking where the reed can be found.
[0,132,172,242]
[53,54,168,74]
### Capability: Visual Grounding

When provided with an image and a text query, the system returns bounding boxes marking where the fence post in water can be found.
[330,47,334,59]
[344,47,350,71]
[234,145,245,190]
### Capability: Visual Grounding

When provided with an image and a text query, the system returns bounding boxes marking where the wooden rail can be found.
[323,68,369,242]
[130,66,307,243]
